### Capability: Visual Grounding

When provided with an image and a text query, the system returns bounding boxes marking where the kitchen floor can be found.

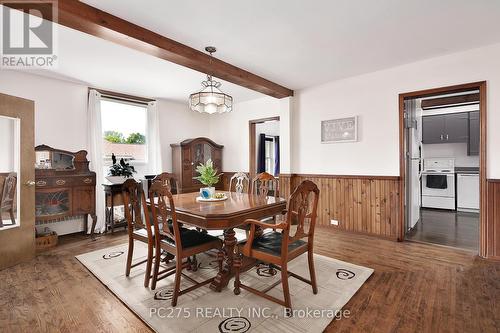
[406,208,479,251]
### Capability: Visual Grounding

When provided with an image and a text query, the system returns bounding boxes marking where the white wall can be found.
[293,42,500,177]
[208,96,292,173]
[0,71,89,150]
[157,99,210,172]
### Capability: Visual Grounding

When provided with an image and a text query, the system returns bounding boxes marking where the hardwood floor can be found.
[406,209,479,251]
[0,228,498,333]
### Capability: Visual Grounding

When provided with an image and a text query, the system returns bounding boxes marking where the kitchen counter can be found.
[455,167,479,174]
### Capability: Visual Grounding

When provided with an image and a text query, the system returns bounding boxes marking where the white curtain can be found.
[147,101,163,174]
[87,89,106,233]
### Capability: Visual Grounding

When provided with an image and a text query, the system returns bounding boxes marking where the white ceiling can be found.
[16,0,500,102]
[81,0,500,91]
[26,23,262,103]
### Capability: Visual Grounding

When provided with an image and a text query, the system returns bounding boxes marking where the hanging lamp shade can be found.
[189,46,233,114]
[189,76,233,114]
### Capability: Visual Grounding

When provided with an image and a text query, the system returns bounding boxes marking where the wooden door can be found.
[0,93,35,270]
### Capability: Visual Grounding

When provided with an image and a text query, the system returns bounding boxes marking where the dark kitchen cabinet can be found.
[422,112,468,144]
[422,115,446,143]
[445,112,469,143]
[468,111,479,156]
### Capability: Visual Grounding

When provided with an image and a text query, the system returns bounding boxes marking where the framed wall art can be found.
[321,116,358,143]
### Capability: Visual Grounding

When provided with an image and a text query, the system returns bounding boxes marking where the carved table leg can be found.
[90,214,97,241]
[210,228,237,292]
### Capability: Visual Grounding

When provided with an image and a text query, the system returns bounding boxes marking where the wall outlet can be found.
[330,219,339,226]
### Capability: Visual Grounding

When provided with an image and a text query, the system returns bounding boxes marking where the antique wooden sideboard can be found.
[35,145,97,236]
[171,137,223,193]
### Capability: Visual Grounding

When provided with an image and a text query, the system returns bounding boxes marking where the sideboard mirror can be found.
[36,149,75,171]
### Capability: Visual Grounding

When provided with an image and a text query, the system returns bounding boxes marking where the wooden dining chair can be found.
[122,179,155,288]
[0,173,17,227]
[251,172,279,198]
[233,180,320,310]
[148,181,223,306]
[152,172,179,194]
[229,172,249,194]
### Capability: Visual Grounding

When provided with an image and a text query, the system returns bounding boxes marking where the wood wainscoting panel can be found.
[290,174,401,240]
[486,179,500,259]
[222,172,401,240]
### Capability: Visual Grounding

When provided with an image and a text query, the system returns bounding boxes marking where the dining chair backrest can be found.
[121,179,148,231]
[148,181,183,252]
[282,180,320,252]
[229,172,249,194]
[250,172,279,198]
[1,173,17,209]
[152,172,179,194]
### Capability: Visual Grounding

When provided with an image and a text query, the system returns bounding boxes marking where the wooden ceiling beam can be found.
[6,1,293,98]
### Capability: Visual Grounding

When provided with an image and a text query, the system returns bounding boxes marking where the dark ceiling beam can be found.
[6,1,293,98]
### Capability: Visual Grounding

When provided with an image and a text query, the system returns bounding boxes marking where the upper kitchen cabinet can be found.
[422,115,446,143]
[468,111,479,156]
[422,112,468,144]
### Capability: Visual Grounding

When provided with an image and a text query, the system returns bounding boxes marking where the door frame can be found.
[248,116,280,177]
[398,81,487,257]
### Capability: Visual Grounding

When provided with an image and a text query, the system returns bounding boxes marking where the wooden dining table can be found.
[150,191,287,292]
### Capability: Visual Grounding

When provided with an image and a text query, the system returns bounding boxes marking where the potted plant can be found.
[194,159,221,199]
[106,153,136,184]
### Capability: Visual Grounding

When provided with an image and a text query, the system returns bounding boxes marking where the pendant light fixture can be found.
[189,46,233,114]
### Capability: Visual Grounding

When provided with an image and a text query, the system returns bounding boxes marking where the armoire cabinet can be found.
[171,138,223,193]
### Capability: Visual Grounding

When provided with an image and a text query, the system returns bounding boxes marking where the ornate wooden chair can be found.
[233,180,320,310]
[122,179,155,287]
[152,172,179,194]
[250,172,279,198]
[0,173,17,227]
[149,182,223,306]
[229,172,250,194]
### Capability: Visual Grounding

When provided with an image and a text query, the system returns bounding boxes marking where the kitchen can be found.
[405,91,480,251]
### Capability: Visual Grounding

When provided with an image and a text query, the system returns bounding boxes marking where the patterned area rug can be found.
[76,242,373,333]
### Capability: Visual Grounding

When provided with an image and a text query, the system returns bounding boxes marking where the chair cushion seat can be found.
[161,229,221,249]
[248,231,307,256]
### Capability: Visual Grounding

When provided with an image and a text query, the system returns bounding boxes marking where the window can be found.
[100,98,148,163]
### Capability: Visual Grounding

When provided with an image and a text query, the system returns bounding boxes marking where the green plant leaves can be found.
[193,159,221,187]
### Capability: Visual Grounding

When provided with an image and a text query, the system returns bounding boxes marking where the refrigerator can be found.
[406,100,422,230]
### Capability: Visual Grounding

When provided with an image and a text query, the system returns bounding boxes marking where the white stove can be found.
[421,158,456,210]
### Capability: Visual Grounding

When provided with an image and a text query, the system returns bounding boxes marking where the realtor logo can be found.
[1,1,58,68]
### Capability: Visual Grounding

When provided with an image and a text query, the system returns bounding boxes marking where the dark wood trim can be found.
[400,81,485,99]
[90,88,154,104]
[249,116,281,124]
[288,173,400,181]
[399,81,488,258]
[6,1,293,98]
[421,93,479,109]
[486,179,500,183]
[249,117,280,177]
[480,83,488,258]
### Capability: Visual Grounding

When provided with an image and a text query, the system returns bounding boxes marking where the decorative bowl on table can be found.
[196,192,228,202]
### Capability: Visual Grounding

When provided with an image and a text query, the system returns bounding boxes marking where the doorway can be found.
[399,82,486,253]
[249,117,280,177]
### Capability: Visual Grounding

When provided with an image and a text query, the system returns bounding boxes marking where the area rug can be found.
[76,242,373,333]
